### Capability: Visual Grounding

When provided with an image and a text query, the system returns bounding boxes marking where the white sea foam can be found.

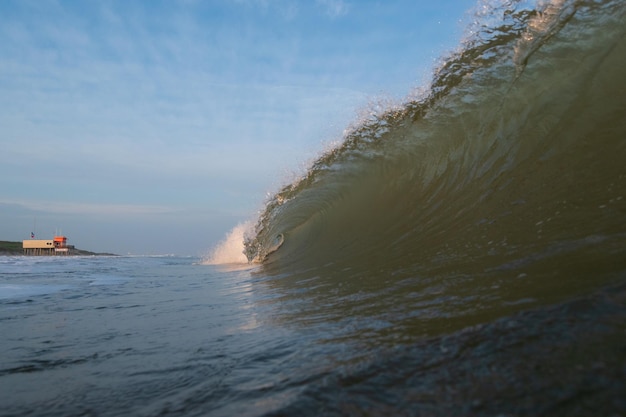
[0,284,70,300]
[203,222,252,265]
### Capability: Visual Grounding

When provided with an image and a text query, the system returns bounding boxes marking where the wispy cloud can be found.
[0,198,181,217]
[230,0,300,19]
[316,0,350,18]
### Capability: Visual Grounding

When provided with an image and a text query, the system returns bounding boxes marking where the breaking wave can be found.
[240,0,625,284]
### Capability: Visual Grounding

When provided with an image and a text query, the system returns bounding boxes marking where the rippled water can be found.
[1,256,624,416]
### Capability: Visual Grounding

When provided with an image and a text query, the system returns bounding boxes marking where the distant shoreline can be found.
[0,240,117,257]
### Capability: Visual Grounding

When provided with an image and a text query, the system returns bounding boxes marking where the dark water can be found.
[1,256,625,416]
[3,0,626,415]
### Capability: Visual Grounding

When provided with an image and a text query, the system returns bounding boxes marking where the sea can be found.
[2,0,626,415]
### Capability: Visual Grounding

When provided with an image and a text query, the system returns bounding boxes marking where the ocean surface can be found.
[3,0,626,415]
[0,254,624,416]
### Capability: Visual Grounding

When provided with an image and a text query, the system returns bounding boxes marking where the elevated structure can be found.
[23,236,73,256]
[22,239,55,255]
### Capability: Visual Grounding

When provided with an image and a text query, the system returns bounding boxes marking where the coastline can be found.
[0,240,117,257]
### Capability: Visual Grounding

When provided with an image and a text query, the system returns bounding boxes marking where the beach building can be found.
[23,236,73,256]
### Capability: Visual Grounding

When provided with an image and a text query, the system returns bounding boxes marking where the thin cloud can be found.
[316,0,350,18]
[1,199,181,217]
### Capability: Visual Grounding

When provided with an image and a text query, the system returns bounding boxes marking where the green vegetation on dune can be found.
[0,241,23,254]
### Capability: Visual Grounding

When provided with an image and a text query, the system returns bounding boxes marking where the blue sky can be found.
[1,0,477,255]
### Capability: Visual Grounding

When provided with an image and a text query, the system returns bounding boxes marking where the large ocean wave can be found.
[207,0,626,323]
[241,0,625,276]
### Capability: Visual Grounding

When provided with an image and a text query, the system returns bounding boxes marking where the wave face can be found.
[244,0,626,320]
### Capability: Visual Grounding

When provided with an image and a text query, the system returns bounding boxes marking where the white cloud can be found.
[316,0,350,18]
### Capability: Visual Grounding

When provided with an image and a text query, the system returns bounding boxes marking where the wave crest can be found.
[241,0,626,275]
